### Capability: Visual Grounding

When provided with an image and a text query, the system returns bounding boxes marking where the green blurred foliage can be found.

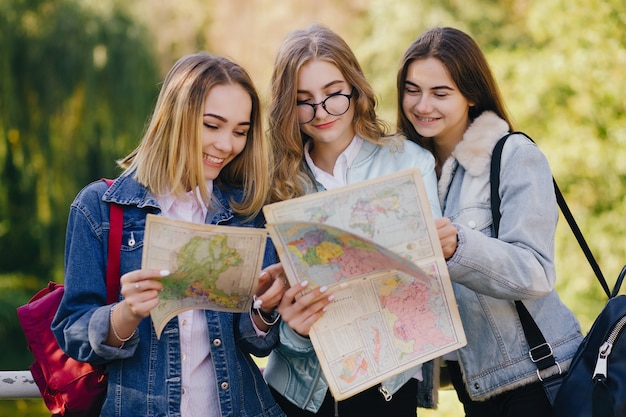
[0,0,161,410]
[1,0,624,415]
[0,0,160,280]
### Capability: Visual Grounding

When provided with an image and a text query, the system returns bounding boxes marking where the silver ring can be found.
[135,282,140,290]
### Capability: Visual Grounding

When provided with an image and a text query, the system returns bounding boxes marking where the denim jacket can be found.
[52,174,285,417]
[263,137,442,412]
[436,112,583,400]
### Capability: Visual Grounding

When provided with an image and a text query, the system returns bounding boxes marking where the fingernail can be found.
[328,295,335,302]
[259,271,268,278]
[253,299,263,309]
[319,286,328,293]
[300,280,308,287]
[160,269,170,277]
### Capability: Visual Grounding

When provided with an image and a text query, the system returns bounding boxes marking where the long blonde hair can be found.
[118,52,270,217]
[268,23,389,202]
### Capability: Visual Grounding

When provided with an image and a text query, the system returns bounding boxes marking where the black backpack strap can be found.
[490,133,561,379]
[490,132,612,298]
[489,133,511,236]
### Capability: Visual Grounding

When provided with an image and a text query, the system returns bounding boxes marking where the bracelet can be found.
[110,303,137,347]
[251,296,281,326]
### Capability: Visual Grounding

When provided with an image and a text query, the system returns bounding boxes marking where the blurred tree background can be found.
[1,0,624,415]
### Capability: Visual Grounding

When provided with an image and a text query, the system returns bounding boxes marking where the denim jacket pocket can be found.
[119,224,144,274]
[121,226,144,251]
[450,204,493,236]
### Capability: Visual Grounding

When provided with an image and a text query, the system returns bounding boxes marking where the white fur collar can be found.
[437,111,510,203]
[452,111,510,176]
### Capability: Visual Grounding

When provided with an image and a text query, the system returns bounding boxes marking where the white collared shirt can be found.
[155,182,218,417]
[304,135,363,190]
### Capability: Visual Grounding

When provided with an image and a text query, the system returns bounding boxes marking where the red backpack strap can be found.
[102,178,123,304]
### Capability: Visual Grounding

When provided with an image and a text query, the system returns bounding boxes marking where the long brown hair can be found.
[397,27,512,148]
[118,52,270,217]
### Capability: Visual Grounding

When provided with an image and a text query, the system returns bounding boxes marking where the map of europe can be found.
[277,222,419,287]
[159,234,246,309]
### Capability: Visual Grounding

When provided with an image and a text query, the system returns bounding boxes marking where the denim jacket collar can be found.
[102,172,159,209]
[102,172,236,224]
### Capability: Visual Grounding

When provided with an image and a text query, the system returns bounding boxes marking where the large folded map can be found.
[263,167,466,401]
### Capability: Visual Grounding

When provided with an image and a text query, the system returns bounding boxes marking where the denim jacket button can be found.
[467,220,477,229]
[221,382,229,390]
[213,338,222,347]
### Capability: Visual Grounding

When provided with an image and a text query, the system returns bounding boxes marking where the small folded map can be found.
[142,214,267,338]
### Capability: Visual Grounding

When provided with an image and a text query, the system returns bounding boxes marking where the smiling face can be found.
[296,59,356,154]
[402,57,474,150]
[201,83,251,181]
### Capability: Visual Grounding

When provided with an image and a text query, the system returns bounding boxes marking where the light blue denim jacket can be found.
[436,112,582,400]
[263,137,442,412]
[52,174,285,417]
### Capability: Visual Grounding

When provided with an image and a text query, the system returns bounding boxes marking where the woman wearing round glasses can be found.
[263,24,442,417]
[296,88,354,124]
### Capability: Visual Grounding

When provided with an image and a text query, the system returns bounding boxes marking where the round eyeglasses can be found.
[297,90,354,124]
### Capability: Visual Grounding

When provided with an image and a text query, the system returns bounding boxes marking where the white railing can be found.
[0,371,40,399]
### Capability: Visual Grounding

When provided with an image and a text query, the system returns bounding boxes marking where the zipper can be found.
[378,385,393,401]
[592,314,626,381]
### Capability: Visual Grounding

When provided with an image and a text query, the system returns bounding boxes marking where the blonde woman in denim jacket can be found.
[397,27,582,417]
[52,53,287,417]
[263,24,442,417]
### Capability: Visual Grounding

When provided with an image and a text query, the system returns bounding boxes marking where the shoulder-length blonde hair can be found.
[397,27,513,150]
[118,52,270,217]
[268,23,389,202]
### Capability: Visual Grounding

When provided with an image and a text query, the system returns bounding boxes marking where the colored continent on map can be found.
[281,223,411,286]
[291,179,428,264]
[349,188,406,238]
[336,352,370,385]
[160,234,244,308]
[377,275,455,358]
[263,169,465,400]
[357,315,397,374]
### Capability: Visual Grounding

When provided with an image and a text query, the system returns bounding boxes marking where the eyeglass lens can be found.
[297,94,351,124]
